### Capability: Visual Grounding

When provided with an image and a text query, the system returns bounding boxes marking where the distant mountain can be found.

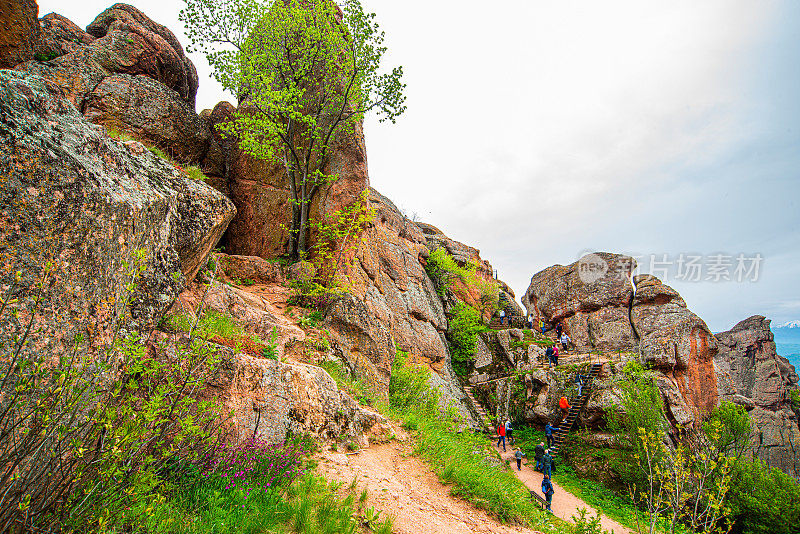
[773,321,800,370]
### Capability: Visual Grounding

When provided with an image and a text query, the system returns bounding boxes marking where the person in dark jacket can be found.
[545,346,554,367]
[534,441,545,471]
[542,449,553,478]
[544,422,557,449]
[555,322,563,338]
[541,474,554,512]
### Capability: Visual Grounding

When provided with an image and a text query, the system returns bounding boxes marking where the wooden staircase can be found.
[463,385,491,431]
[550,363,603,456]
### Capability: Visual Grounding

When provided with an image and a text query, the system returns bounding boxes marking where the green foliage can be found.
[148,144,170,161]
[703,401,752,457]
[726,457,800,534]
[425,247,462,297]
[790,388,800,408]
[447,302,486,364]
[572,508,608,534]
[167,309,258,343]
[0,250,227,532]
[318,359,370,405]
[181,0,405,258]
[388,351,438,413]
[34,51,59,61]
[262,327,279,360]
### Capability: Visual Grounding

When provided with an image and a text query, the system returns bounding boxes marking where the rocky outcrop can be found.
[84,74,210,163]
[0,0,39,68]
[0,71,234,358]
[715,316,800,476]
[15,4,205,161]
[523,252,719,422]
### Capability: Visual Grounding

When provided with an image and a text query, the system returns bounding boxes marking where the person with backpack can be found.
[559,396,571,421]
[542,449,553,478]
[555,322,563,338]
[496,422,506,451]
[513,448,526,470]
[539,318,545,334]
[574,372,588,398]
[534,441,545,471]
[541,474,554,512]
[545,345,554,367]
[544,422,557,449]
[552,344,559,366]
[505,420,514,445]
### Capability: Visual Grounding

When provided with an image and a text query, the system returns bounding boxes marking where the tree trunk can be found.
[298,173,309,257]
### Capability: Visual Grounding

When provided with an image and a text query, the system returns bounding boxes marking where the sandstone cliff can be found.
[715,316,800,476]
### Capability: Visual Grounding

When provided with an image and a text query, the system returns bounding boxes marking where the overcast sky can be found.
[39,0,800,332]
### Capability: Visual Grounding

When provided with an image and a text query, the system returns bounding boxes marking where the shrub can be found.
[727,457,800,534]
[447,302,486,365]
[34,51,59,61]
[388,351,438,414]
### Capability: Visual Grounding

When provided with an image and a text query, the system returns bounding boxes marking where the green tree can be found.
[181,0,406,260]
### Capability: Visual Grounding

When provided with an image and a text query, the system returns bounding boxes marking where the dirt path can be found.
[316,438,545,534]
[498,446,630,533]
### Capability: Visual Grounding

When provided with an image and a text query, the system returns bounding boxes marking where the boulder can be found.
[86,3,198,105]
[34,13,94,60]
[0,71,234,358]
[0,0,39,68]
[715,316,800,475]
[152,333,386,445]
[523,252,719,421]
[84,73,210,163]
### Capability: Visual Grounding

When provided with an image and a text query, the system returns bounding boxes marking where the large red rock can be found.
[34,13,94,60]
[84,74,210,163]
[523,252,719,422]
[715,316,800,476]
[0,70,234,359]
[0,0,39,68]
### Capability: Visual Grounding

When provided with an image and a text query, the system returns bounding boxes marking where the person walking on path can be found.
[496,423,506,451]
[534,442,545,471]
[505,420,514,445]
[541,474,555,512]
[542,449,553,479]
[498,309,506,326]
[539,318,545,334]
[559,396,571,421]
[544,422,557,449]
[555,322,563,338]
[575,372,588,398]
[514,449,526,471]
[560,332,571,352]
[552,344,559,366]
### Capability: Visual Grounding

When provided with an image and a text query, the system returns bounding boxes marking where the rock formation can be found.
[523,252,719,423]
[15,4,205,162]
[0,70,234,357]
[0,0,39,68]
[715,316,800,475]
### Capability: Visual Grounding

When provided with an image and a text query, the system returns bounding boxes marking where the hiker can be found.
[514,448,526,471]
[534,441,545,471]
[544,422,557,449]
[505,420,514,445]
[539,318,545,334]
[559,396,571,420]
[498,309,506,325]
[496,423,506,451]
[542,449,553,479]
[560,332,571,352]
[542,474,554,512]
[555,322,563,338]
[574,373,588,398]
[552,344,559,366]
[545,345,554,367]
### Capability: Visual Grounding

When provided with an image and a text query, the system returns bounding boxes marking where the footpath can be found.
[498,448,630,534]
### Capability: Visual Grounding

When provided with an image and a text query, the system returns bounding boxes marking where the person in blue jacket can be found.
[541,474,554,512]
[544,421,557,449]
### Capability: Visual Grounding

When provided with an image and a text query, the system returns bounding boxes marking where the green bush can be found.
[389,351,438,413]
[424,247,462,297]
[727,457,800,534]
[447,302,486,365]
[318,359,369,404]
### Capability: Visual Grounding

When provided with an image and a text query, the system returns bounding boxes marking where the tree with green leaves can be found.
[181,0,406,260]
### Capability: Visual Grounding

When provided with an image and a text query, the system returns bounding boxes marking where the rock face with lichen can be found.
[522,252,719,424]
[0,70,234,359]
[0,0,40,68]
[15,3,207,163]
[715,316,800,476]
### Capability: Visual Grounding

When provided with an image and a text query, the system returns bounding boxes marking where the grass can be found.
[318,359,371,405]
[122,448,394,534]
[166,309,259,342]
